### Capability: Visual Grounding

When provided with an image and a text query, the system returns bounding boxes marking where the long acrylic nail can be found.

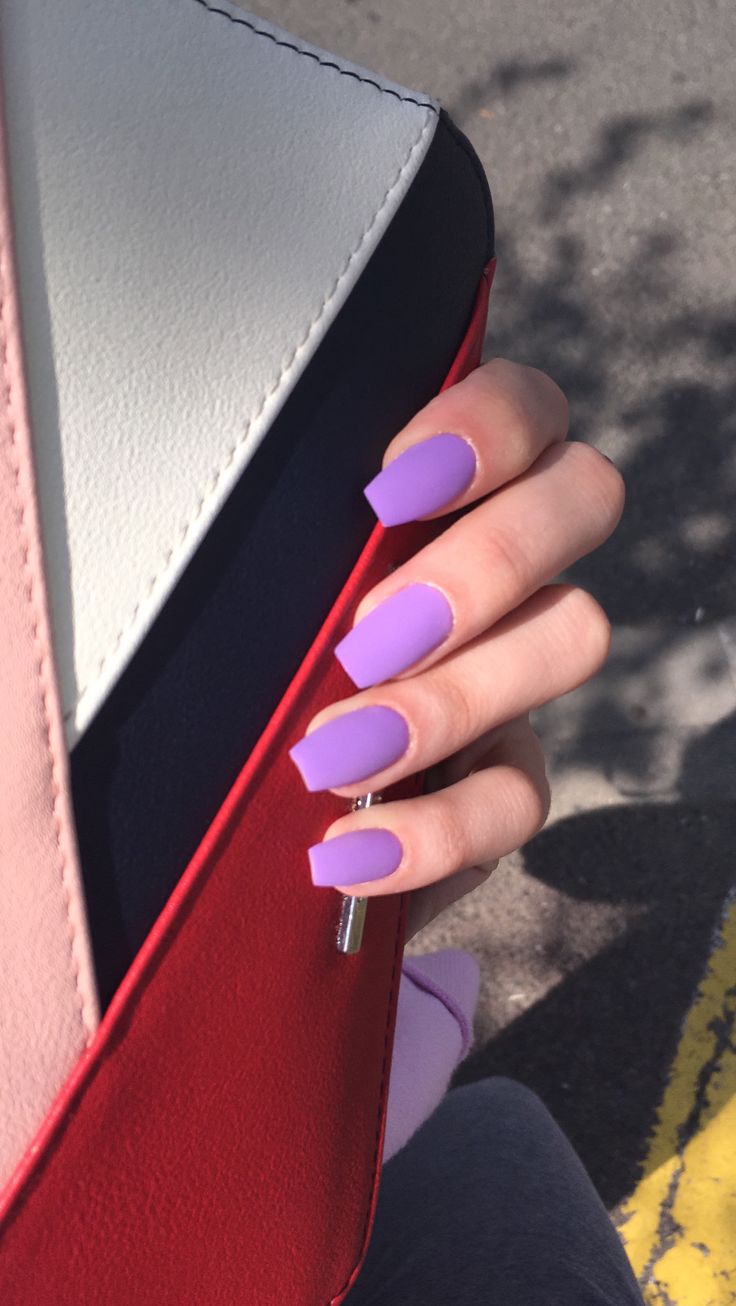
[288,705,409,791]
[308,827,403,887]
[363,433,476,525]
[335,583,453,688]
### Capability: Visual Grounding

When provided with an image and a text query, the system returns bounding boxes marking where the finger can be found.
[310,713,551,897]
[339,441,624,689]
[426,712,547,793]
[292,582,610,799]
[364,357,570,525]
[405,718,546,936]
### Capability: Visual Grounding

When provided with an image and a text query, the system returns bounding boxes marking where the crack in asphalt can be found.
[638,1160,685,1297]
[677,983,736,1152]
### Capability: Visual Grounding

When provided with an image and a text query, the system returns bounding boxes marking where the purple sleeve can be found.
[383,948,480,1164]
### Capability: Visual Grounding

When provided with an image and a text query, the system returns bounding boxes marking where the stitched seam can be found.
[190,0,437,111]
[0,239,92,1044]
[66,102,438,722]
[329,893,407,1305]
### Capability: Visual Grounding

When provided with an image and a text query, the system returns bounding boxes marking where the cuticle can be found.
[457,432,481,473]
[418,579,457,635]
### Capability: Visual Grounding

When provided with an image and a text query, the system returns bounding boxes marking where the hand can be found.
[288,358,625,941]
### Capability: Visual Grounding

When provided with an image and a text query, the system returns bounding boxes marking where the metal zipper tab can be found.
[336,791,383,954]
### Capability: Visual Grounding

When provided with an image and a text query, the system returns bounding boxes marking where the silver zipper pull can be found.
[336,791,383,954]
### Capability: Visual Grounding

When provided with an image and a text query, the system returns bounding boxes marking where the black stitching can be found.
[191,0,439,114]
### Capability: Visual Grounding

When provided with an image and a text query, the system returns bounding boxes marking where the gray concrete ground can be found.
[245,0,736,1206]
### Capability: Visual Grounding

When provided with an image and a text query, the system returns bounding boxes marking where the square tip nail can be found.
[363,433,477,525]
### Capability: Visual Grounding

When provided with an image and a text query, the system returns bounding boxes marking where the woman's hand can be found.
[288,358,625,940]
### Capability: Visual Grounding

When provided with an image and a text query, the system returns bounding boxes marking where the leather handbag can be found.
[0,2,494,1301]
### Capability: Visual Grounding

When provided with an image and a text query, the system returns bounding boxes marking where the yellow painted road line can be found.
[620,896,736,1303]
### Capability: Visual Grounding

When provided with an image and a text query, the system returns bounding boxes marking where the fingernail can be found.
[335,583,453,688]
[288,705,409,791]
[364,433,477,525]
[308,827,403,887]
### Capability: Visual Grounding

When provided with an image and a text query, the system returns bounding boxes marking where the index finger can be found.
[363,357,570,526]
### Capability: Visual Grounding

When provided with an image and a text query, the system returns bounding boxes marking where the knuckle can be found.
[477,356,523,396]
[545,375,570,435]
[471,861,498,884]
[430,669,479,748]
[480,521,533,600]
[483,358,570,440]
[433,795,470,876]
[523,726,552,829]
[525,364,570,436]
[454,365,532,463]
[484,369,530,432]
[565,441,626,529]
[563,586,613,677]
[536,769,552,831]
[512,767,551,842]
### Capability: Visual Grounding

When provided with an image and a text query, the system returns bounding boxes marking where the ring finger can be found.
[308,713,550,897]
[404,715,547,934]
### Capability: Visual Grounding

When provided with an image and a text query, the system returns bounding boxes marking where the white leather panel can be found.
[0,0,439,743]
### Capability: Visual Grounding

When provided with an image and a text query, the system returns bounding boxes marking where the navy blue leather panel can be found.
[71,109,494,1009]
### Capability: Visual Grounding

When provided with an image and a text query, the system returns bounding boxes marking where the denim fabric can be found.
[347,1078,644,1306]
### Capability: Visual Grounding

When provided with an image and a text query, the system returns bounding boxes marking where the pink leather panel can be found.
[0,70,99,1187]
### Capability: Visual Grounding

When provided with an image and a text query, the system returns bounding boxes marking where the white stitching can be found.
[69,102,438,719]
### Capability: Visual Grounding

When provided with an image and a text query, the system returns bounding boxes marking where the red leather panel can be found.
[0,259,494,1306]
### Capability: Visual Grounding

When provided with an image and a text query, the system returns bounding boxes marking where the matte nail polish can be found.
[363,432,476,525]
[334,583,453,688]
[288,705,409,791]
[308,827,403,887]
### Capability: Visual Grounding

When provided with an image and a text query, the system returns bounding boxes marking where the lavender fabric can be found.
[383,948,480,1164]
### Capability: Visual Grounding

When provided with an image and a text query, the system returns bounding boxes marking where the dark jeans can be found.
[346,1078,644,1305]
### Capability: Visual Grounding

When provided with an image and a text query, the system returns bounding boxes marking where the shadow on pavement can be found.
[454,717,736,1209]
[478,86,735,627]
[451,55,575,120]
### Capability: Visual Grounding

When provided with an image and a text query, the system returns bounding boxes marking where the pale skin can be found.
[301,358,625,941]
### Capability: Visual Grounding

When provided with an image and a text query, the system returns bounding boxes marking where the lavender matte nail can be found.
[288,705,409,792]
[334,584,454,688]
[308,827,403,887]
[363,432,477,526]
